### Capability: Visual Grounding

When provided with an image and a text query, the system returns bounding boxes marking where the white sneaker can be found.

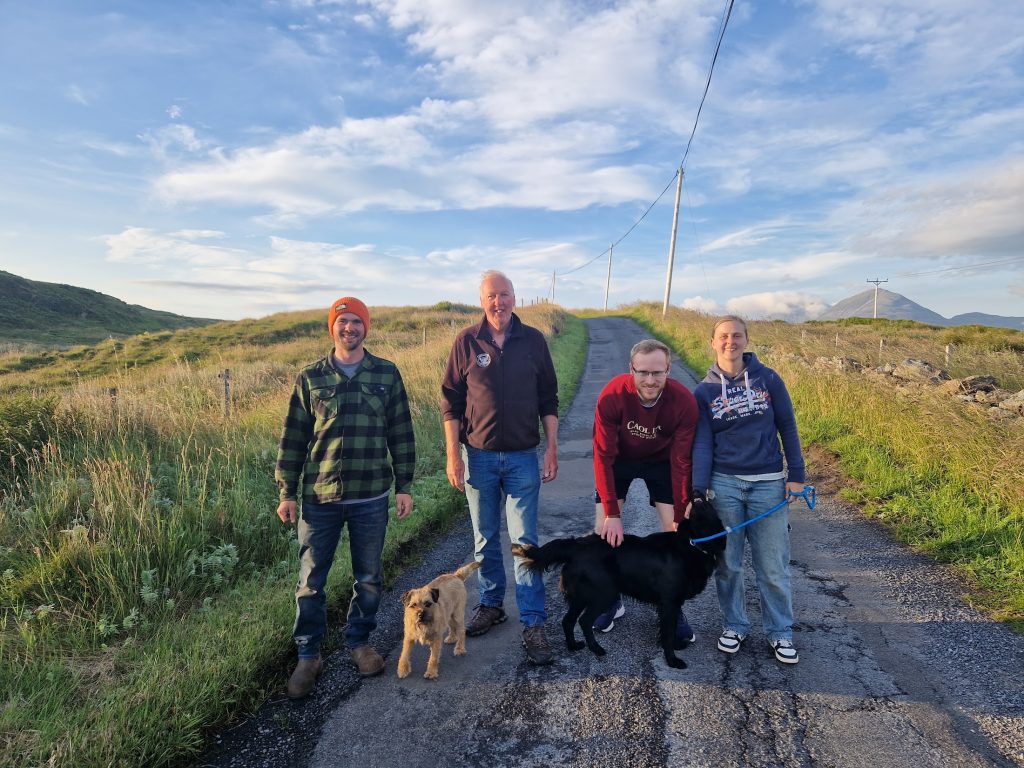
[770,638,799,664]
[717,629,745,654]
[593,599,626,633]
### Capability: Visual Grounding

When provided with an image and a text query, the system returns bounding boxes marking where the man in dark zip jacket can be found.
[441,270,559,665]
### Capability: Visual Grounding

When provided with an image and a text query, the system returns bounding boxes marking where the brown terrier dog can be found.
[398,561,480,680]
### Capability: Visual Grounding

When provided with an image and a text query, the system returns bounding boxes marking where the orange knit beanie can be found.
[327,296,370,336]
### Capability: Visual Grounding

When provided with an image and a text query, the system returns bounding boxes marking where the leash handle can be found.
[790,484,816,509]
[689,484,817,545]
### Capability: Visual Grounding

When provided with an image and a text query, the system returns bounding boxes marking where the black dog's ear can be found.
[401,590,413,606]
[430,588,440,603]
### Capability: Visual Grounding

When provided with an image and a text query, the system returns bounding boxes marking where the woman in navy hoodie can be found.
[692,316,806,664]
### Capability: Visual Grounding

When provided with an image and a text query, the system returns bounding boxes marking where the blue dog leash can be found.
[689,485,816,545]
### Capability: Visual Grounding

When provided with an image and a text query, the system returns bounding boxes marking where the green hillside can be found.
[0,270,216,347]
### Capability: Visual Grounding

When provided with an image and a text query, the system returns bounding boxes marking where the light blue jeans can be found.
[293,496,390,658]
[710,472,793,642]
[463,445,546,627]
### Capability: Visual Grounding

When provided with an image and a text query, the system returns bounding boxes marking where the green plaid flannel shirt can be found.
[275,350,416,503]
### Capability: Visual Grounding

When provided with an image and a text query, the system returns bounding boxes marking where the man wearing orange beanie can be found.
[327,296,370,337]
[276,296,416,697]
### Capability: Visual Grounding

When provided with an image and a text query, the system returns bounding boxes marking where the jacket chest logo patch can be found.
[476,353,491,368]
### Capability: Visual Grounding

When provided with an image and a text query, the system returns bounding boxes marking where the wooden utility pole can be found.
[867,278,888,319]
[603,244,613,312]
[662,165,684,316]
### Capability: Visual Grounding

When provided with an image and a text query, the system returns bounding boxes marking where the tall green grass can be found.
[0,304,586,768]
[622,303,1024,629]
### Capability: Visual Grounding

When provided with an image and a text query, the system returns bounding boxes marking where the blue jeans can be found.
[710,473,793,642]
[293,496,389,658]
[463,445,546,627]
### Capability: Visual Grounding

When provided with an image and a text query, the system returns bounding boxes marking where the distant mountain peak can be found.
[817,288,1024,330]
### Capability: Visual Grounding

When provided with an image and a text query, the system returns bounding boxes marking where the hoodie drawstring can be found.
[720,369,756,412]
[743,370,755,410]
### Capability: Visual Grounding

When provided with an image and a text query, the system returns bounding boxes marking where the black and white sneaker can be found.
[717,629,745,654]
[770,638,799,664]
[593,599,625,633]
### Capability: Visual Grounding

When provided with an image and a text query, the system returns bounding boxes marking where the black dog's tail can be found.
[513,538,584,572]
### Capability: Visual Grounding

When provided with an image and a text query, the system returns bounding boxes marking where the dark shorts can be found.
[594,460,673,507]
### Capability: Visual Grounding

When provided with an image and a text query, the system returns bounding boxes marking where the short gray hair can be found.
[479,270,514,292]
[629,339,671,366]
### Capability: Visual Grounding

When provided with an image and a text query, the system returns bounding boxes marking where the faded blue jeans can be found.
[293,495,389,659]
[463,445,546,627]
[710,472,794,642]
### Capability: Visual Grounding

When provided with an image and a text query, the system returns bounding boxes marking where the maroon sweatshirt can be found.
[593,373,698,523]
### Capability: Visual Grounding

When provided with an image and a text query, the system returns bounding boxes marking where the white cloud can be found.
[103,227,246,267]
[81,138,140,157]
[704,224,783,253]
[838,155,1024,260]
[806,0,1020,83]
[153,101,662,215]
[140,124,208,160]
[98,225,600,309]
[167,105,182,119]
[725,291,830,321]
[148,1,721,220]
[171,229,227,240]
[680,295,719,313]
[65,84,93,106]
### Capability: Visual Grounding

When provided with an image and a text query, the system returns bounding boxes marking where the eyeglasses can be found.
[631,367,669,380]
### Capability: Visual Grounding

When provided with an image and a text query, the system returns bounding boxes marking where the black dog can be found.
[517,499,726,669]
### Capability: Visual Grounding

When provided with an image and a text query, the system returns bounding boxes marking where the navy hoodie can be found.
[692,352,805,493]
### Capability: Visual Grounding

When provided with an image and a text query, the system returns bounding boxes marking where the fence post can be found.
[218,369,231,420]
[879,337,885,364]
[801,329,806,343]
[834,333,839,349]
[109,387,118,423]
[945,344,952,366]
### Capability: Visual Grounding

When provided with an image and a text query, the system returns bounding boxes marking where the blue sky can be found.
[1,0,1022,321]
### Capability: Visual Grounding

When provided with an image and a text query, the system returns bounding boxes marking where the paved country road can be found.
[200,316,1024,768]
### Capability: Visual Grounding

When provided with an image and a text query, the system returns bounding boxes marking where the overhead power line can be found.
[893,254,1024,278]
[681,0,734,169]
[554,0,735,280]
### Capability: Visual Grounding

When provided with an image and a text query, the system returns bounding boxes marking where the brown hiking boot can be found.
[350,644,385,677]
[522,625,554,666]
[466,604,507,636]
[287,656,322,699]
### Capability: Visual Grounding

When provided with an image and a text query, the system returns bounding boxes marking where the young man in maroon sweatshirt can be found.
[591,339,699,640]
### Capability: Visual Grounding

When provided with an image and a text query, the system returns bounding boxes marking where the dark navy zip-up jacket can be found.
[441,313,558,451]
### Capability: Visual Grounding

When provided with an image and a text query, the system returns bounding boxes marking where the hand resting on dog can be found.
[516,499,726,669]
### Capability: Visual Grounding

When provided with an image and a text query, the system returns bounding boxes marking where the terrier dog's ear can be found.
[401,589,413,606]
[430,588,440,603]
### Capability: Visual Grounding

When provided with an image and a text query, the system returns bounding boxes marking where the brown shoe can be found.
[466,604,507,636]
[522,625,554,666]
[350,644,385,677]
[287,656,322,699]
